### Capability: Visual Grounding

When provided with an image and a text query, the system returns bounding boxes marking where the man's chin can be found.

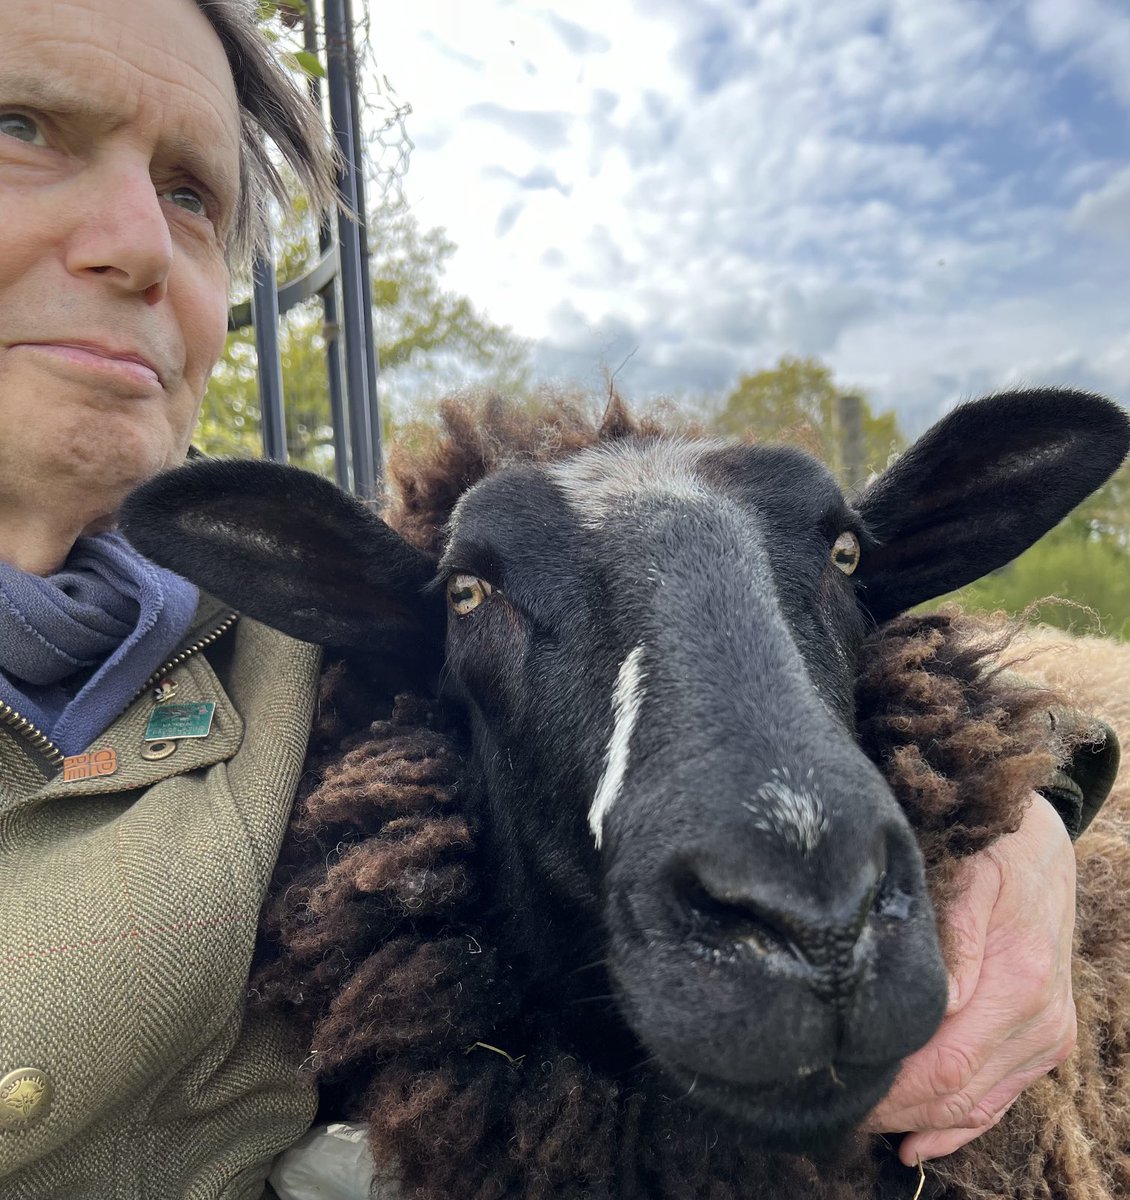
[658,1057,900,1156]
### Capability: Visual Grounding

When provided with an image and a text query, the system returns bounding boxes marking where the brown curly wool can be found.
[854,608,1080,966]
[251,395,1128,1199]
[383,388,680,557]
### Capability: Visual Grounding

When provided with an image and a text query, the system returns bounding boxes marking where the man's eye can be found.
[0,112,46,146]
[164,185,208,217]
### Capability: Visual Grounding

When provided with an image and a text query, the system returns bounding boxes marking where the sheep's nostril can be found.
[670,852,889,988]
[678,875,804,962]
[858,869,886,931]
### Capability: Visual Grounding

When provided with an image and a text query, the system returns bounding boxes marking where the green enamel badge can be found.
[144,701,216,741]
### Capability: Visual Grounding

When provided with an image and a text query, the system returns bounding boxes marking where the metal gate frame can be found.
[227,0,381,496]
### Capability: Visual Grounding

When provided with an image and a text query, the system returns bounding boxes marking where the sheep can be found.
[120,388,1130,1200]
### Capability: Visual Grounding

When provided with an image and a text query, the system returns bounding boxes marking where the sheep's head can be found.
[121,387,1129,1151]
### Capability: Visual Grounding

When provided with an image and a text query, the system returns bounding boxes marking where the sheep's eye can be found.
[831,532,861,575]
[448,573,493,616]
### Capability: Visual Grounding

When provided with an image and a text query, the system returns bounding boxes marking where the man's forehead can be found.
[3,0,240,195]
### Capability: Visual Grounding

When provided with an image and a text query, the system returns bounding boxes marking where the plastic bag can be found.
[268,1121,401,1200]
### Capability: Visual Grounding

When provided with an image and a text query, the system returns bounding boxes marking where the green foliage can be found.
[256,1,308,30]
[290,50,325,79]
[937,461,1130,640]
[196,298,337,469]
[196,200,529,474]
[714,355,904,483]
[254,2,325,81]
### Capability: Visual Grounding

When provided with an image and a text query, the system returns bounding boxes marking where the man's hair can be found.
[193,0,339,265]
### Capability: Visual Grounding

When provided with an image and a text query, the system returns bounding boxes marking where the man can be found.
[0,0,1098,1195]
[0,2,334,1196]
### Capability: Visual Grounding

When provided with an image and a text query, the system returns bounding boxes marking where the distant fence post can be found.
[838,392,865,488]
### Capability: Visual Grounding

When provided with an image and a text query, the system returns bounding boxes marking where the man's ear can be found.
[119,460,446,678]
[855,388,1130,623]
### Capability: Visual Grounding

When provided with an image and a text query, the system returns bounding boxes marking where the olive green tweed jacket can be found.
[0,596,322,1199]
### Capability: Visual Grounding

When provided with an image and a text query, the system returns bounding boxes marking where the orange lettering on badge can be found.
[62,748,118,781]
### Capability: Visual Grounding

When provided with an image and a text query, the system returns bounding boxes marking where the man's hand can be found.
[866,793,1078,1165]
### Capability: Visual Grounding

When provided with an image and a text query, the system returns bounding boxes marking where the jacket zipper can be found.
[0,703,64,768]
[0,612,239,772]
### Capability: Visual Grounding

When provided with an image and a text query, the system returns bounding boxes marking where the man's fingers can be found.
[872,988,1077,1143]
[868,974,1076,1136]
[897,1098,1018,1167]
[869,1035,997,1135]
[942,851,1002,1014]
[867,986,1007,1130]
[893,1046,1057,1139]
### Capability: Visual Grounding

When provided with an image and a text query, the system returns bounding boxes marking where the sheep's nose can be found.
[671,840,890,1001]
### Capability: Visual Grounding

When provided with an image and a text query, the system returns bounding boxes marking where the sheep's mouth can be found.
[657,1055,900,1152]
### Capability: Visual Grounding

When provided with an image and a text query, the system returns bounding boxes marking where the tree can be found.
[196,200,529,472]
[713,356,904,485]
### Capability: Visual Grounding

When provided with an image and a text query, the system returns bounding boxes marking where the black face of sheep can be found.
[121,388,1129,1151]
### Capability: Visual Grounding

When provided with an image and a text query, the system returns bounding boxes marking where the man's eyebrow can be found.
[163,131,242,209]
[0,71,113,120]
[0,70,240,206]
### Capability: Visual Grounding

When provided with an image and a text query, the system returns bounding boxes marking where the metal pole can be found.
[324,0,376,496]
[324,301,351,490]
[251,247,288,462]
[305,3,351,491]
[345,24,383,478]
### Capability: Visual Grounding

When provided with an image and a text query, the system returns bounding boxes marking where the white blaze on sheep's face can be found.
[550,439,719,529]
[742,767,831,855]
[589,644,648,849]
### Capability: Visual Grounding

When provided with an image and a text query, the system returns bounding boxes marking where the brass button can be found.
[140,739,178,761]
[0,1067,53,1131]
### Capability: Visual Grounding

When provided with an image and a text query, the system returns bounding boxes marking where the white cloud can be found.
[1026,0,1130,107]
[373,0,1130,430]
[1071,166,1130,245]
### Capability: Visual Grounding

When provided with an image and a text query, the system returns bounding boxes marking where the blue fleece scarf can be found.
[0,532,199,756]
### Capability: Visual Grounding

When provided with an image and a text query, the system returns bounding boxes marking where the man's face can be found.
[0,0,240,519]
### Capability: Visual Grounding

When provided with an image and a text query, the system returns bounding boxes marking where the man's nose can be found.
[64,159,174,302]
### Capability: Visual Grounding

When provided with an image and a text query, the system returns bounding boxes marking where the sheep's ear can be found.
[854,389,1130,622]
[119,460,445,672]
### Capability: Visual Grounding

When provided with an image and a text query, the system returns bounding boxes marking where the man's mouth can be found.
[13,341,163,389]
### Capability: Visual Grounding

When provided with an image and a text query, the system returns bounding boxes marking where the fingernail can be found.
[908,1140,936,1165]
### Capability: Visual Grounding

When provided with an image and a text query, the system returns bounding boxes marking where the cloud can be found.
[545,13,612,55]
[1025,0,1130,107]
[1071,166,1130,245]
[484,164,572,194]
[381,0,1130,433]
[770,285,880,357]
[463,103,574,150]
[495,202,523,238]
[419,31,485,73]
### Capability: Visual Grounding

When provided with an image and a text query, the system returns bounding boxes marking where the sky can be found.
[373,0,1130,433]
